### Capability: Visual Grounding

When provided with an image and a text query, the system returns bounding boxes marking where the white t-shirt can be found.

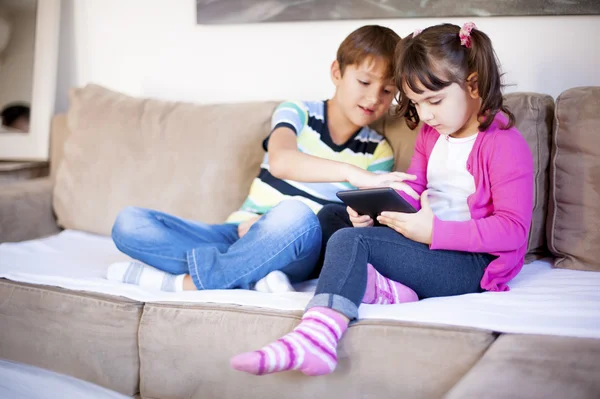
[426,134,478,221]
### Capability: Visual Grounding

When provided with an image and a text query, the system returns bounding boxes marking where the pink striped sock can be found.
[362,263,419,304]
[230,307,348,376]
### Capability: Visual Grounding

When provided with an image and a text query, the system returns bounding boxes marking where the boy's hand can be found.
[347,169,419,199]
[377,190,434,244]
[347,206,374,228]
[238,215,262,238]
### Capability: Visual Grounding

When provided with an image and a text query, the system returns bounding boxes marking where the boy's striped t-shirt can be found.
[226,100,395,223]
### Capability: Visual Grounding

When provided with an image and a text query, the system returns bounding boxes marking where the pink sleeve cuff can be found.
[430,217,472,252]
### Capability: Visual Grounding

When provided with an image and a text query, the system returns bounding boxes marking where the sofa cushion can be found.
[53,84,278,236]
[138,302,495,399]
[547,87,600,271]
[0,178,59,243]
[378,93,554,261]
[444,334,600,399]
[49,114,70,182]
[0,279,142,396]
[504,93,554,260]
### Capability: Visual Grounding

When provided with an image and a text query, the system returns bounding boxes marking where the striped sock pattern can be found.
[107,261,185,292]
[230,307,348,376]
[362,263,419,304]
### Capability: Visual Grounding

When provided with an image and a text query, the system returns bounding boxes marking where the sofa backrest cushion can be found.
[49,114,70,182]
[504,92,554,260]
[51,84,555,266]
[369,114,421,174]
[53,84,277,235]
[547,86,600,271]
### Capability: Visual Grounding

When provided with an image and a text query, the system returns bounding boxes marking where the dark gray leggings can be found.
[306,225,496,320]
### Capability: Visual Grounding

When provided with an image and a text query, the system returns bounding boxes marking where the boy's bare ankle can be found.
[183,275,198,291]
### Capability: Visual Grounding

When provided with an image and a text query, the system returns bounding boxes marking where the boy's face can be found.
[331,57,396,127]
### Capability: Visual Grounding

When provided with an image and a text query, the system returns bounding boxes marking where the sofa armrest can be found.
[0,177,60,243]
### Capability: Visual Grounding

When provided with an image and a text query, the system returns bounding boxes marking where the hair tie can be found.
[459,22,477,48]
[412,28,422,38]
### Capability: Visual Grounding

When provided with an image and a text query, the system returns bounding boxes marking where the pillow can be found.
[370,113,420,174]
[53,84,277,236]
[505,92,554,261]
[547,86,600,271]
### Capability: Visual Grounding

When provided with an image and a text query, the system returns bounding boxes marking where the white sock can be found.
[253,270,295,293]
[107,261,185,292]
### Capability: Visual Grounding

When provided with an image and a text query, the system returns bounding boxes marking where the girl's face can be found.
[403,76,481,138]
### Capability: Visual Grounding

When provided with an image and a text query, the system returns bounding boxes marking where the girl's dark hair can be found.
[394,23,514,131]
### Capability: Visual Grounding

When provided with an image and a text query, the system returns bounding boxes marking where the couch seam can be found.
[440,331,501,398]
[528,100,541,253]
[548,93,563,264]
[136,303,148,398]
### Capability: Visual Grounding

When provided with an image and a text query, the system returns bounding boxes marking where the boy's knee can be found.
[112,206,146,239]
[270,200,318,226]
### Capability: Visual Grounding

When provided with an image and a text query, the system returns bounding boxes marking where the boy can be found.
[107,25,416,292]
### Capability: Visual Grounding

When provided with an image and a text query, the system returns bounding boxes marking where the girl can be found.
[230,22,534,377]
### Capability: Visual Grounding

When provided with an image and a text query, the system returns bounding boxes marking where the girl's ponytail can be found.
[464,24,515,130]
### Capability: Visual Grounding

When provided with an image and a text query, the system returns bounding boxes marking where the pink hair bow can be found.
[459,22,477,48]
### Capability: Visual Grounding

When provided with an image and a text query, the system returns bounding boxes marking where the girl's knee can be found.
[329,227,361,246]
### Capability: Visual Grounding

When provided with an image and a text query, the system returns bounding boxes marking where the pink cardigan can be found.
[399,113,534,291]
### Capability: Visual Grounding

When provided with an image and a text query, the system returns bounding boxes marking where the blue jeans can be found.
[306,226,495,320]
[111,200,322,290]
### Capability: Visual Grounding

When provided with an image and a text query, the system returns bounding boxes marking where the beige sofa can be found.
[1,84,599,399]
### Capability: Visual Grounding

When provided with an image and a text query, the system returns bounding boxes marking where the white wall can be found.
[0,7,36,110]
[55,0,600,113]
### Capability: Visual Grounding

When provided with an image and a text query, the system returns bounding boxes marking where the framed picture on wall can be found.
[0,0,61,161]
[196,0,600,24]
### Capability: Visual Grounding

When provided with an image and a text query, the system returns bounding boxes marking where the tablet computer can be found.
[336,187,417,223]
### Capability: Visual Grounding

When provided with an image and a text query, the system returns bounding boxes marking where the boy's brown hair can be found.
[336,25,401,79]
